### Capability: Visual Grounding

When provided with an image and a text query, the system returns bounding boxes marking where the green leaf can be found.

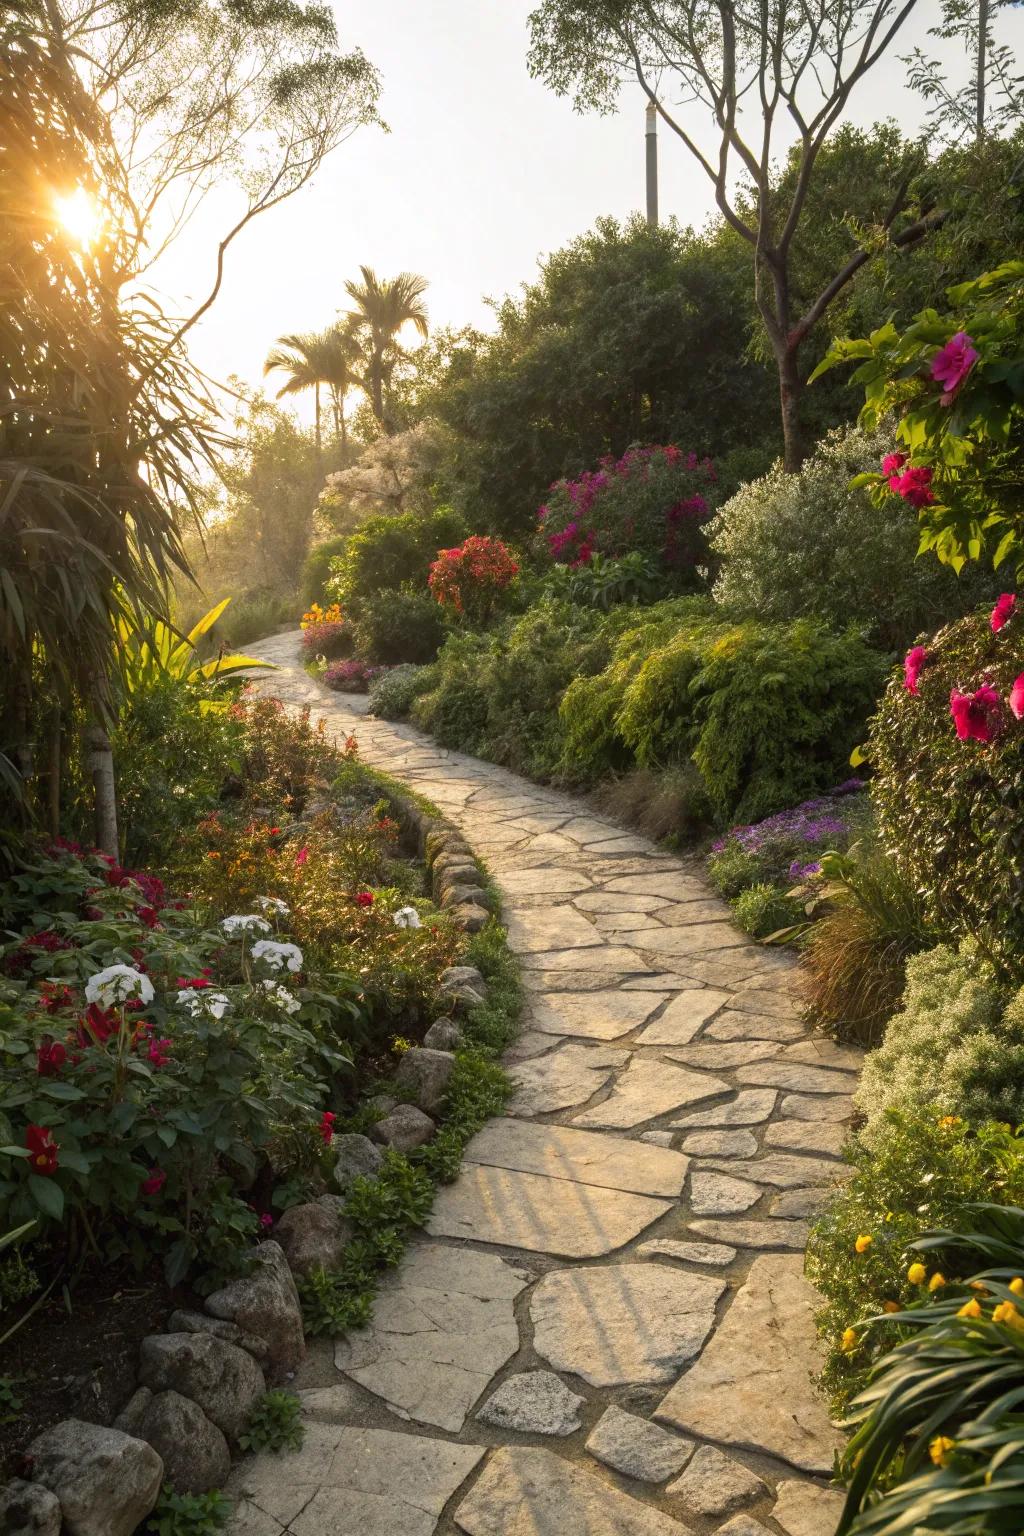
[28,1175,64,1221]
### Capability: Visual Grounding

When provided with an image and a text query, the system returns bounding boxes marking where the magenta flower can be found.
[991,593,1016,633]
[1011,675,1024,721]
[882,451,907,484]
[950,684,1002,743]
[931,332,978,401]
[903,645,927,696]
[141,1167,166,1197]
[891,465,936,509]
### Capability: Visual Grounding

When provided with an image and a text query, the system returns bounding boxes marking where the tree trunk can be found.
[314,381,322,462]
[84,718,118,858]
[977,0,989,138]
[370,358,385,427]
[777,346,806,472]
[47,705,61,840]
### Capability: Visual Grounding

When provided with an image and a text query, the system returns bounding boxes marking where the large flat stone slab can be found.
[780,1092,856,1122]
[497,869,592,895]
[519,945,653,972]
[668,1041,780,1070]
[334,1245,527,1432]
[574,892,671,913]
[633,990,731,1046]
[508,1042,624,1115]
[586,1406,694,1483]
[630,924,748,957]
[427,1164,672,1257]
[772,1479,846,1536]
[455,1447,694,1535]
[734,1062,856,1094]
[765,1121,848,1157]
[703,1154,849,1189]
[705,1011,806,1043]
[528,990,665,1040]
[573,1060,731,1130]
[505,905,602,954]
[656,1254,843,1472]
[672,1090,777,1128]
[531,1264,724,1387]
[604,874,712,903]
[227,1423,485,1536]
[465,1118,688,1197]
[689,1218,809,1249]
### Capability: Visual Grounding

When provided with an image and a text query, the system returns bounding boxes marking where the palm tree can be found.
[343,267,429,431]
[264,325,362,457]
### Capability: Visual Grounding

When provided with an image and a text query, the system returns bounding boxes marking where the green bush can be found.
[561,611,887,823]
[869,606,1024,975]
[854,943,1024,1141]
[353,590,447,664]
[238,1390,304,1453]
[731,883,802,939]
[712,425,992,649]
[327,508,467,609]
[805,1111,1024,1413]
[367,664,429,720]
[302,537,349,606]
[145,1486,231,1535]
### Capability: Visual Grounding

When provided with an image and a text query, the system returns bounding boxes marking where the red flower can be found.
[137,906,161,930]
[891,465,936,509]
[38,982,74,1014]
[259,1212,274,1230]
[25,1124,59,1176]
[319,1111,336,1146]
[882,451,907,482]
[355,891,374,907]
[176,975,211,990]
[950,684,1002,743]
[295,847,309,868]
[141,1167,166,1197]
[147,1037,172,1069]
[991,593,1017,633]
[79,1004,117,1045]
[36,1040,67,1077]
[1010,674,1024,721]
[903,645,928,696]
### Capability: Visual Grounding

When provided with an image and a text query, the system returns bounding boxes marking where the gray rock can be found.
[440,964,488,1007]
[138,1332,265,1441]
[667,1444,766,1517]
[424,1016,464,1050]
[27,1419,162,1536]
[717,1517,772,1536]
[433,850,480,878]
[370,1102,436,1152]
[440,883,492,911]
[477,1370,584,1436]
[393,1046,456,1113]
[274,1200,351,1279]
[772,1479,847,1536]
[0,1479,61,1536]
[165,1309,270,1365]
[681,1130,758,1158]
[454,1446,689,1534]
[204,1240,304,1382]
[690,1171,761,1214]
[452,901,489,932]
[771,1187,832,1219]
[332,1132,385,1191]
[637,1238,738,1266]
[586,1406,693,1483]
[116,1389,229,1495]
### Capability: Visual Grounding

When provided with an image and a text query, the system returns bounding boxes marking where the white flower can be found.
[258,980,301,1015]
[254,896,290,917]
[84,964,154,1009]
[177,989,231,1019]
[251,939,303,973]
[221,914,272,936]
[393,906,422,930]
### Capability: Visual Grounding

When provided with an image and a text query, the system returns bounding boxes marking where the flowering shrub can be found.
[707,781,868,898]
[869,604,1024,973]
[0,844,353,1285]
[300,602,344,630]
[322,658,385,693]
[428,536,519,624]
[816,261,1024,581]
[539,446,718,587]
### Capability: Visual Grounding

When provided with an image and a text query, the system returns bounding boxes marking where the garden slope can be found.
[232,630,857,1536]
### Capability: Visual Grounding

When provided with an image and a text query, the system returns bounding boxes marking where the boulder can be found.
[27,1419,162,1536]
[451,902,488,933]
[440,965,488,1007]
[138,1332,265,1441]
[440,882,489,910]
[203,1241,305,1382]
[370,1103,436,1152]
[165,1309,271,1366]
[115,1388,229,1495]
[0,1478,61,1536]
[393,1047,456,1113]
[275,1200,351,1279]
[424,1017,464,1051]
[332,1133,384,1191]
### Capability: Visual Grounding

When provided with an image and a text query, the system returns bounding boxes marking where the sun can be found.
[54,186,103,247]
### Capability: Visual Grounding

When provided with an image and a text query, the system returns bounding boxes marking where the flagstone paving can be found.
[229,633,858,1536]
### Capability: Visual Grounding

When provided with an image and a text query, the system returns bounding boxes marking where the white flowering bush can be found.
[220,913,271,936]
[856,943,1024,1143]
[84,964,154,1009]
[251,939,304,973]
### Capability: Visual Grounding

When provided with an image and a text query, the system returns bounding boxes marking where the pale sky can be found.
[152,0,1024,421]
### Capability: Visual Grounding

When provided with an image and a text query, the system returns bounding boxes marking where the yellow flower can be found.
[928,1272,947,1292]
[929,1436,956,1468]
[993,1300,1021,1326]
[957,1297,982,1319]
[938,1115,961,1129]
[855,1234,873,1255]
[883,1301,900,1314]
[907,1262,927,1286]
[841,1327,859,1353]
[970,1281,990,1294]
[1010,1277,1024,1297]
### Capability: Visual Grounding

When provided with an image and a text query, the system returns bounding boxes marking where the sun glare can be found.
[54,186,103,247]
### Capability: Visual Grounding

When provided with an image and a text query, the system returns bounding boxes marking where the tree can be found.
[344,267,430,430]
[528,0,946,469]
[903,0,1024,142]
[264,325,361,458]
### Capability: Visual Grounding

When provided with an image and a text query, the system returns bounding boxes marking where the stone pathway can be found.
[230,632,857,1536]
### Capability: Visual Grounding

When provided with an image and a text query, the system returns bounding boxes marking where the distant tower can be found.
[645,101,659,226]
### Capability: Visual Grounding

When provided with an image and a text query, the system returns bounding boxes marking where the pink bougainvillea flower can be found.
[355,891,374,907]
[882,451,908,485]
[259,1211,274,1230]
[950,684,1002,743]
[1010,674,1024,720]
[991,593,1017,633]
[25,1124,59,1175]
[147,1037,172,1069]
[141,1167,166,1197]
[892,465,936,509]
[931,331,979,401]
[319,1110,336,1146]
[903,645,928,696]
